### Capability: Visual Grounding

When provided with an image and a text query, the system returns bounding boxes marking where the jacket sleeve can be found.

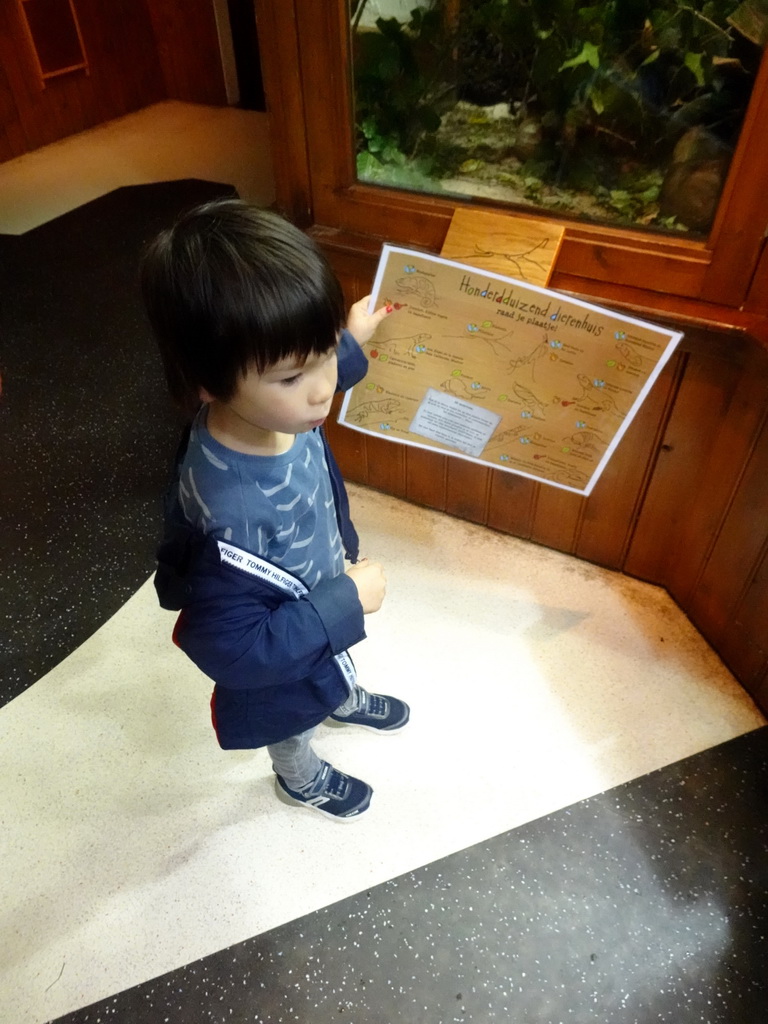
[171,547,366,691]
[336,328,368,392]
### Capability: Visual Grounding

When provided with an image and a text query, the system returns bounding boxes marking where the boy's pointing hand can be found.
[346,558,387,613]
[346,295,394,347]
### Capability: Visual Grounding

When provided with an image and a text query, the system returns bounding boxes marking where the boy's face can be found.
[212,346,338,437]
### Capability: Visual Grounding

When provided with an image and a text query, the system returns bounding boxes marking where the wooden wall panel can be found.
[623,333,750,591]
[553,238,708,302]
[574,353,681,569]
[145,0,226,106]
[687,404,768,678]
[0,56,24,157]
[326,393,368,485]
[332,246,379,306]
[754,666,768,715]
[330,247,390,490]
[406,448,447,511]
[78,0,165,117]
[709,543,768,693]
[0,0,227,163]
[670,337,768,611]
[45,75,85,141]
[0,1,45,151]
[445,460,491,525]
[257,0,312,225]
[0,131,14,162]
[366,436,407,497]
[528,483,584,555]
[486,472,536,539]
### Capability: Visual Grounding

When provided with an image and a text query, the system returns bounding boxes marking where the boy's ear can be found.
[198,386,215,404]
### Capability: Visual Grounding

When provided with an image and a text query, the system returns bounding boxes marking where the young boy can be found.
[141,198,409,821]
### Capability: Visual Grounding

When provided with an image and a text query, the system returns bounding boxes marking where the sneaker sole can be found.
[325,715,410,734]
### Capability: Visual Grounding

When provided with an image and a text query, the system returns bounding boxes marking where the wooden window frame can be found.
[260,1,768,328]
[18,0,89,87]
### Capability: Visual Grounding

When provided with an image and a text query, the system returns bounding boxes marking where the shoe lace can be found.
[323,767,350,799]
[309,764,349,800]
[364,693,388,717]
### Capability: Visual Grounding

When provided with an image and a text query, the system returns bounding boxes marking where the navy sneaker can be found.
[329,690,410,732]
[274,761,372,820]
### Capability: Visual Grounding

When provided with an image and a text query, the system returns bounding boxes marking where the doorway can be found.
[227,0,265,110]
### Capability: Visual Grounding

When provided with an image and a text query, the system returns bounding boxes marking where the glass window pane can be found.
[350,0,764,236]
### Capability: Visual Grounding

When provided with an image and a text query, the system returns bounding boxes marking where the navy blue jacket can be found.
[155,332,369,749]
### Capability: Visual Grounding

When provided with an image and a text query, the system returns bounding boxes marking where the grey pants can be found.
[268,684,362,790]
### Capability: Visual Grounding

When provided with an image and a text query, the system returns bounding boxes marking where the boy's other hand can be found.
[347,295,393,346]
[346,558,387,613]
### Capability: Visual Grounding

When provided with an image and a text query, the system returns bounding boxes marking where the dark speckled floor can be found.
[50,727,768,1024]
[2,174,766,1024]
[0,180,233,705]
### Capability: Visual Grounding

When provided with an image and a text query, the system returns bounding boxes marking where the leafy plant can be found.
[351,0,761,230]
[455,0,757,154]
[352,2,451,181]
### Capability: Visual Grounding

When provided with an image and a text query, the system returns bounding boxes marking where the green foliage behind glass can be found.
[351,0,761,225]
[456,0,756,152]
[352,3,452,180]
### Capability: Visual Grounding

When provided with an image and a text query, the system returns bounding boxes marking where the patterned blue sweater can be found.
[155,331,368,749]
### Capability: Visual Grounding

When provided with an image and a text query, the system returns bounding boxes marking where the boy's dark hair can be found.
[141,199,345,412]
